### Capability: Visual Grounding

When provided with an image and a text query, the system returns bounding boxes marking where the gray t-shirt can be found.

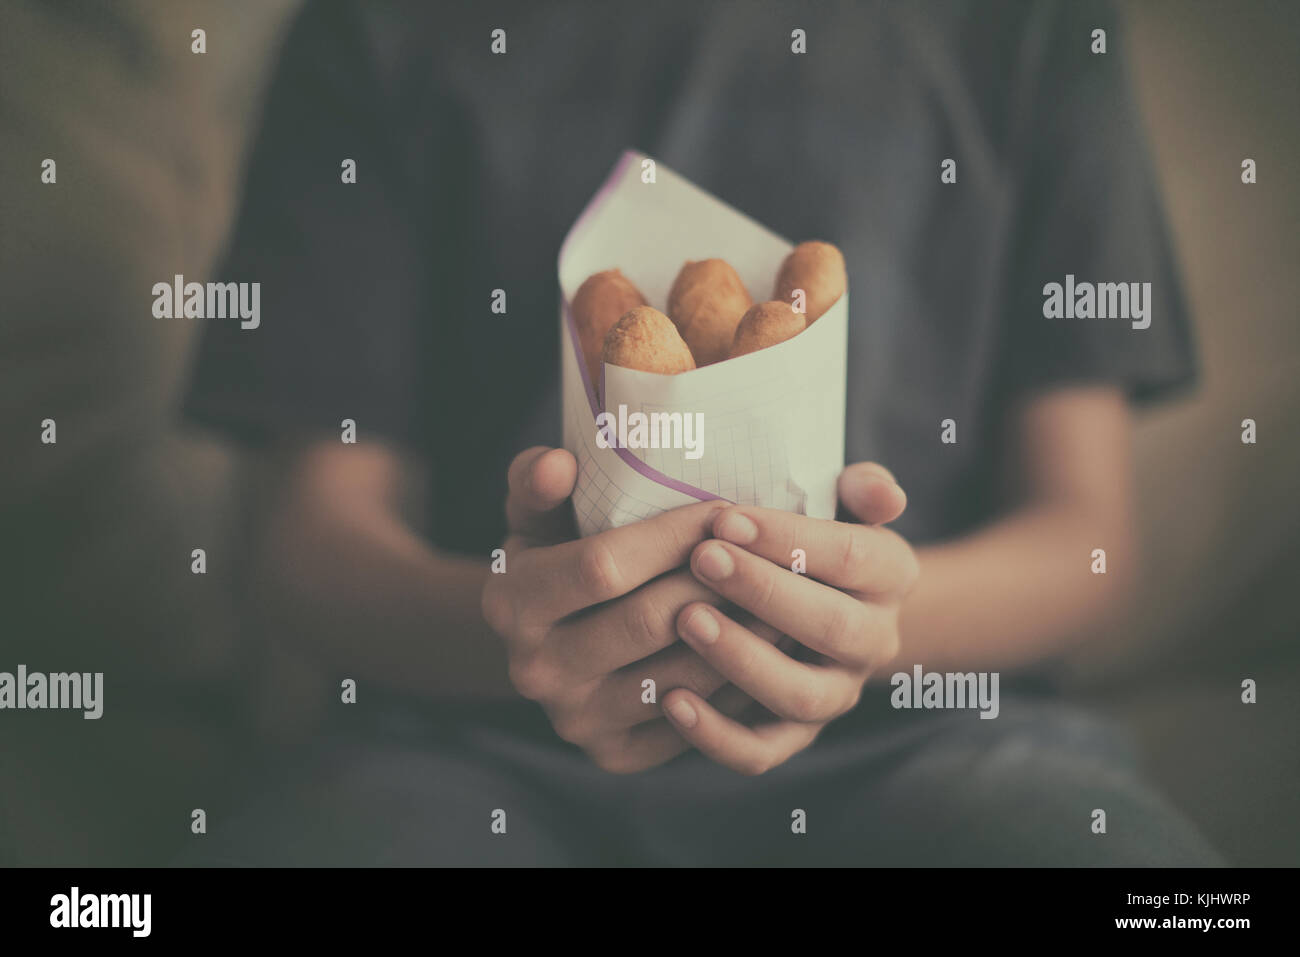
[186,0,1195,552]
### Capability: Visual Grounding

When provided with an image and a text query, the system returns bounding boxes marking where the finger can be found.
[578,619,782,729]
[736,612,784,647]
[661,689,820,776]
[705,682,760,723]
[571,643,723,737]
[546,569,719,678]
[691,539,896,668]
[836,462,907,525]
[711,506,919,595]
[589,717,692,773]
[584,683,753,774]
[675,603,861,723]
[511,500,726,626]
[505,447,579,544]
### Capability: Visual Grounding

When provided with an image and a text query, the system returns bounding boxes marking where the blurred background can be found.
[1,0,1296,865]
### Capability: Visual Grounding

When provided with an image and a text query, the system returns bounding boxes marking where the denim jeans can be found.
[188,690,1224,867]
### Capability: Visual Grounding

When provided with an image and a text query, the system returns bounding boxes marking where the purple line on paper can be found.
[561,298,721,503]
[558,150,722,504]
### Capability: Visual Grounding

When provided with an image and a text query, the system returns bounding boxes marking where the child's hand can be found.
[482,447,766,773]
[662,463,918,774]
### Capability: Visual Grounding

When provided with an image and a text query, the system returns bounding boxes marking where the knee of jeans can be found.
[973,698,1138,768]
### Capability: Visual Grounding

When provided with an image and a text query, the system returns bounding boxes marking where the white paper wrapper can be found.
[559,150,848,537]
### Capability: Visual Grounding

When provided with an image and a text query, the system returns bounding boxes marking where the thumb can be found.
[505,446,578,544]
[837,462,907,526]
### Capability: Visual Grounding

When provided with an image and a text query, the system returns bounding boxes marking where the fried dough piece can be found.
[729,300,807,358]
[666,258,753,366]
[572,268,648,385]
[601,306,697,376]
[772,241,846,323]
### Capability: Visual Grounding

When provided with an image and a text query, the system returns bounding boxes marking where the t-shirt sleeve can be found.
[183,0,430,451]
[996,0,1197,405]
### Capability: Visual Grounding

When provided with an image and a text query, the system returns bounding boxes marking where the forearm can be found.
[895,501,1134,673]
[251,496,515,702]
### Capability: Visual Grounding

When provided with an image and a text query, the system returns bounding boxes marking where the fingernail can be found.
[871,465,898,485]
[841,473,873,507]
[667,698,698,728]
[715,510,758,545]
[843,474,903,514]
[680,607,720,644]
[695,543,734,581]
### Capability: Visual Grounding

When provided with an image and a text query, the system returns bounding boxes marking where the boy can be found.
[186,0,1218,865]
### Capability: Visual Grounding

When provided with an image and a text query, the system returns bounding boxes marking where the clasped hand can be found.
[481,447,918,775]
